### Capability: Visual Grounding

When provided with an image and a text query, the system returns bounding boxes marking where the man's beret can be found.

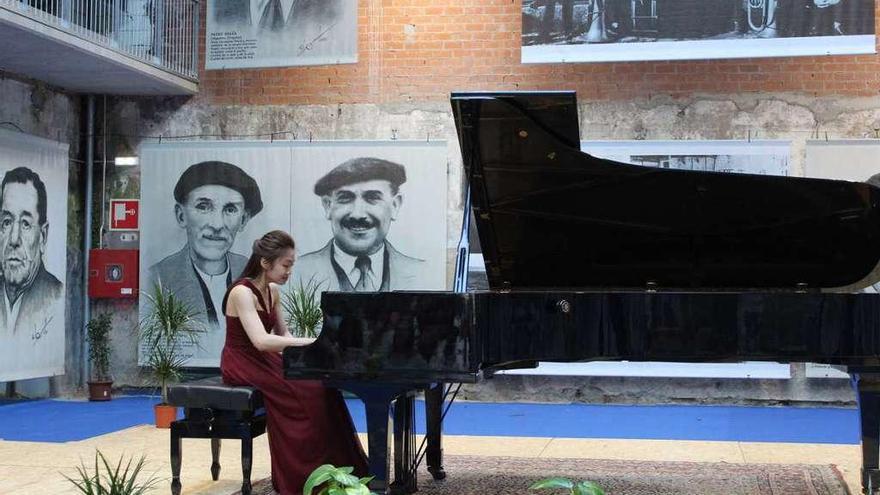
[314,157,407,196]
[174,161,263,216]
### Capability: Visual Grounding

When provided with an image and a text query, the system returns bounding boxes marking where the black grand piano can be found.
[285,91,880,494]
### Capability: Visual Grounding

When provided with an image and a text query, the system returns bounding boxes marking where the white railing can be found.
[2,0,199,80]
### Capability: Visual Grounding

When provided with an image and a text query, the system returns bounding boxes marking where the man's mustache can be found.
[200,229,231,242]
[341,216,376,230]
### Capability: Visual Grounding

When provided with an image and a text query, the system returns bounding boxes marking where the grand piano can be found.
[285,91,880,494]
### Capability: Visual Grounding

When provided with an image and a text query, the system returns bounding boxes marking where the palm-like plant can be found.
[282,276,324,338]
[86,313,113,381]
[139,282,204,404]
[63,450,160,495]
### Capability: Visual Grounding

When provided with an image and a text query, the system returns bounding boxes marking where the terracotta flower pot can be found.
[87,380,113,401]
[154,404,178,428]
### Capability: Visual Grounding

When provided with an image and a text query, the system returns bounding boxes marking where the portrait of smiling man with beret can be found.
[147,160,263,328]
[292,157,425,293]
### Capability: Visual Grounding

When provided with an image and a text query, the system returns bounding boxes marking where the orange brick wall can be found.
[199,1,880,105]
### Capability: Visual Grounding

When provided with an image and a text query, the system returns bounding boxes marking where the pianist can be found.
[221,230,368,495]
[292,156,425,292]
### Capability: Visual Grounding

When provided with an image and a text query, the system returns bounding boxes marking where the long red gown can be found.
[220,278,368,495]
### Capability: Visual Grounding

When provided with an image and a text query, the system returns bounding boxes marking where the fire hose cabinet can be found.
[88,249,138,298]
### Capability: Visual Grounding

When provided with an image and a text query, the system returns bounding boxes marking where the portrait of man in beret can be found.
[147,161,263,327]
[292,157,425,292]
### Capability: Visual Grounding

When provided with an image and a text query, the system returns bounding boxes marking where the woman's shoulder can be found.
[228,283,256,301]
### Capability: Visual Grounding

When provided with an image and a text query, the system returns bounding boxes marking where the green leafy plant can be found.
[282,276,324,338]
[138,282,204,404]
[86,313,113,381]
[63,450,160,495]
[530,477,605,495]
[303,464,375,495]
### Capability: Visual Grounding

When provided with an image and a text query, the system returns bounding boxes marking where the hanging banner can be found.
[0,129,69,382]
[522,0,876,63]
[206,0,358,70]
[804,139,880,294]
[582,140,791,176]
[139,140,447,367]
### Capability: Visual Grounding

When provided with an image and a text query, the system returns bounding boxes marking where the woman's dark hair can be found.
[239,230,296,280]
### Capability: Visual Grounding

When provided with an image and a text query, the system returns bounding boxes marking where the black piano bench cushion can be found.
[167,376,264,412]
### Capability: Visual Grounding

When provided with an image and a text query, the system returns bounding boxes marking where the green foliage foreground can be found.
[530,477,605,495]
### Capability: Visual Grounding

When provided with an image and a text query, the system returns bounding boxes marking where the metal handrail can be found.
[0,0,199,80]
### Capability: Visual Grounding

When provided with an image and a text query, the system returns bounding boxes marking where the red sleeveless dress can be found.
[220,279,368,495]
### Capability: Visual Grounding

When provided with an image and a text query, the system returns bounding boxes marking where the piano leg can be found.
[424,383,447,480]
[337,382,420,495]
[854,372,880,494]
[393,394,417,493]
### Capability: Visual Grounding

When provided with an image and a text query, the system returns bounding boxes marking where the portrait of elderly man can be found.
[293,157,425,292]
[213,0,341,33]
[147,161,263,326]
[0,166,63,336]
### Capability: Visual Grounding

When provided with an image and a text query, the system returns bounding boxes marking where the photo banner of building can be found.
[138,141,448,367]
[522,0,876,63]
[205,0,358,69]
[0,129,69,382]
[581,140,791,176]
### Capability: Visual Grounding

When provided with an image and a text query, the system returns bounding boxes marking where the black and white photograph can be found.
[582,140,791,176]
[0,129,68,383]
[139,142,293,367]
[522,0,875,63]
[289,142,448,295]
[206,0,358,69]
[139,141,447,368]
[804,139,880,294]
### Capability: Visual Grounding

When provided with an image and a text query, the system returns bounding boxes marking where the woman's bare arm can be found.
[228,285,314,352]
[271,284,294,338]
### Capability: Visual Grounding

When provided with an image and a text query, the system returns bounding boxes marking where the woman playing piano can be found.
[220,230,368,494]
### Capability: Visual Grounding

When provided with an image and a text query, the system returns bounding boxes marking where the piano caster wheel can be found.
[428,467,446,480]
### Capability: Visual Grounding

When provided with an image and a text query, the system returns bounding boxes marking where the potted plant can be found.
[86,313,113,401]
[64,449,159,495]
[139,282,204,428]
[530,477,605,495]
[304,464,375,495]
[282,276,324,338]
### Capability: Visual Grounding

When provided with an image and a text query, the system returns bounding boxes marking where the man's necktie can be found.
[354,256,374,292]
[258,0,284,32]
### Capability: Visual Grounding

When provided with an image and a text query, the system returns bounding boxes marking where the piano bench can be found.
[167,376,266,495]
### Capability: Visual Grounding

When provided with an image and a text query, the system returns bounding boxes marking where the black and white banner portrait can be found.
[804,140,880,293]
[206,0,358,69]
[522,0,875,63]
[139,141,448,367]
[0,129,69,382]
[582,140,791,176]
[289,142,448,295]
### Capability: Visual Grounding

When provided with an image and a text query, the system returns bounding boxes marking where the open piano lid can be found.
[451,91,880,290]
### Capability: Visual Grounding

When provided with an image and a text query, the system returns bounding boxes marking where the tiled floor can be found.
[0,426,864,494]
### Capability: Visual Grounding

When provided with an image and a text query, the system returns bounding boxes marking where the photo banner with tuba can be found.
[522,0,875,63]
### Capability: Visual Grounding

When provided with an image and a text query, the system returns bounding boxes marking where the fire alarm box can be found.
[89,249,138,298]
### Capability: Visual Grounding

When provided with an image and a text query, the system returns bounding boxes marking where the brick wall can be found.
[200,0,880,105]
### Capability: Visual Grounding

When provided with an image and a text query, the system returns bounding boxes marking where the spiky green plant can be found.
[138,282,204,404]
[86,313,113,381]
[282,276,324,338]
[303,464,376,495]
[63,450,160,495]
[530,477,605,495]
